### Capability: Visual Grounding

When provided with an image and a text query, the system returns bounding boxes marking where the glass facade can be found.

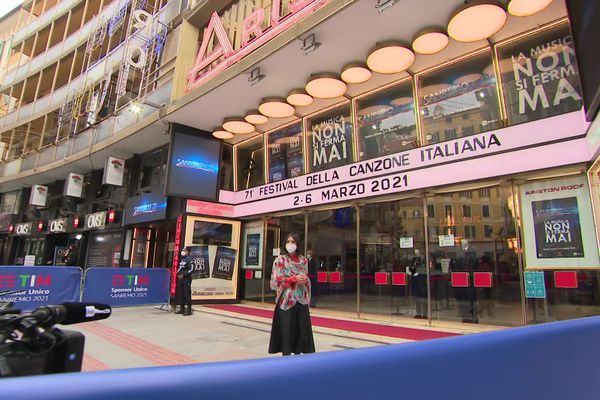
[266,121,304,182]
[236,136,264,190]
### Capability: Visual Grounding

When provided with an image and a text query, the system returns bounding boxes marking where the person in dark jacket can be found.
[63,244,79,266]
[175,247,193,316]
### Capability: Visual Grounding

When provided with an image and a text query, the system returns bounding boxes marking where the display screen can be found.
[165,125,221,201]
[123,192,168,225]
[566,0,600,121]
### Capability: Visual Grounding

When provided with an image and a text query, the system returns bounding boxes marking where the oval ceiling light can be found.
[508,0,552,17]
[454,73,482,85]
[341,62,372,84]
[222,117,255,134]
[258,97,296,118]
[447,1,507,43]
[391,97,413,107]
[245,110,269,125]
[213,129,234,139]
[286,89,314,107]
[305,73,348,99]
[367,42,415,74]
[412,30,450,55]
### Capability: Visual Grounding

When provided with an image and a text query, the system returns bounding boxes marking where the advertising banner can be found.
[29,185,48,207]
[0,266,82,311]
[14,222,32,236]
[245,234,261,267]
[189,245,210,279]
[307,103,354,173]
[102,156,125,186]
[267,122,304,182]
[123,192,168,225]
[82,267,170,306]
[64,173,84,198]
[520,175,600,269]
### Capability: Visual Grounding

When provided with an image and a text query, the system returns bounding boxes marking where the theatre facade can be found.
[160,0,600,327]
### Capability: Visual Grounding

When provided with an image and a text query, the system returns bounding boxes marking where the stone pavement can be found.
[67,304,503,372]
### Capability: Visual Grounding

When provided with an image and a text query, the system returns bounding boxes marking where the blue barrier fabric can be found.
[1,316,600,400]
[0,266,81,311]
[82,268,170,306]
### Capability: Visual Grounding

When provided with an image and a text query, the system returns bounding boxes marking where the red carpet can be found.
[206,304,460,341]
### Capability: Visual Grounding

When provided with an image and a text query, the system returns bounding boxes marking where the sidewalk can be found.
[71,303,506,372]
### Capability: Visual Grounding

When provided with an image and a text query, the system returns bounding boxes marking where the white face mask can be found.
[285,243,297,254]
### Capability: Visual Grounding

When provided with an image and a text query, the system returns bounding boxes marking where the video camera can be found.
[0,297,111,378]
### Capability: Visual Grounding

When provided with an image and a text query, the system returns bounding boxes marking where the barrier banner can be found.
[0,266,82,311]
[82,267,170,306]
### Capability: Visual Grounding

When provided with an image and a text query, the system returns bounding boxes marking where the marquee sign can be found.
[187,0,330,91]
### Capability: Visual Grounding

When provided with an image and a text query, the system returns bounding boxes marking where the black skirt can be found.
[269,303,315,355]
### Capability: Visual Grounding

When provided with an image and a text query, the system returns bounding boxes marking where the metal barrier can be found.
[1,316,599,399]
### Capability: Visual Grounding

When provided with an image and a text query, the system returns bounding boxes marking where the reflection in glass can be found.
[497,24,582,126]
[236,136,264,190]
[426,185,522,326]
[356,80,417,160]
[306,103,354,173]
[267,122,304,182]
[418,50,501,144]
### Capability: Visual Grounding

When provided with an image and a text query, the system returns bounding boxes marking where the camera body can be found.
[1,329,85,377]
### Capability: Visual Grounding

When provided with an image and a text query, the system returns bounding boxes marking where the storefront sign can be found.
[232,111,588,217]
[102,156,125,186]
[65,173,84,198]
[123,192,167,225]
[187,0,330,91]
[49,218,67,233]
[85,211,107,230]
[82,267,170,306]
[399,237,414,249]
[29,185,48,207]
[14,222,32,236]
[0,266,82,311]
[520,175,600,269]
[439,235,455,247]
[308,104,353,172]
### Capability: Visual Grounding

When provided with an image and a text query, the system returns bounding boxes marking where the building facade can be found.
[1,0,600,327]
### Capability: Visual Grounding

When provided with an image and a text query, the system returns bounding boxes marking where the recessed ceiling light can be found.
[367,42,415,74]
[213,130,234,139]
[412,30,450,55]
[286,89,314,107]
[222,118,255,134]
[245,110,269,125]
[508,0,552,17]
[305,73,348,99]
[390,97,413,107]
[341,63,372,84]
[447,1,507,42]
[258,97,296,118]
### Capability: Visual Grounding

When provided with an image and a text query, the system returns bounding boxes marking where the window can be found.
[427,131,440,143]
[479,188,490,197]
[444,205,453,219]
[418,50,501,144]
[496,23,582,126]
[482,205,490,218]
[459,191,473,198]
[267,122,304,182]
[484,225,493,238]
[427,204,435,218]
[463,205,472,217]
[464,225,476,239]
[356,80,417,160]
[236,136,264,190]
[414,209,421,218]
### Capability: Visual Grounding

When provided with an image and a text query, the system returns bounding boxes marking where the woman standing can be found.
[268,232,315,355]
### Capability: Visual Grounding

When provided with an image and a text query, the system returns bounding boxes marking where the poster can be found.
[102,156,125,186]
[520,175,599,269]
[64,173,84,198]
[267,122,303,182]
[307,103,354,172]
[497,24,583,125]
[532,197,584,258]
[29,185,48,207]
[245,234,260,266]
[212,247,237,280]
[189,245,210,279]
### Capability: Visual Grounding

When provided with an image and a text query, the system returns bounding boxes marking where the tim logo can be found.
[133,203,157,216]
[36,186,47,194]
[111,275,149,287]
[72,174,82,183]
[111,159,123,169]
[0,274,52,289]
[175,158,218,173]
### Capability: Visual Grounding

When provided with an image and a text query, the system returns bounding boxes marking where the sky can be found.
[0,0,23,20]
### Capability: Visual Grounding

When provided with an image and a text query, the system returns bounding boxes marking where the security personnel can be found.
[175,247,193,316]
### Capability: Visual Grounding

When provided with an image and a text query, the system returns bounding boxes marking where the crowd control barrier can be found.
[82,267,170,307]
[2,316,600,399]
[0,266,81,311]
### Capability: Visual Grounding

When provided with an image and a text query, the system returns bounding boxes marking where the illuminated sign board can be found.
[165,124,221,201]
[123,192,168,225]
[187,0,330,91]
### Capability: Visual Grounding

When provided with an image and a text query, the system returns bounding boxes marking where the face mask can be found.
[285,243,297,254]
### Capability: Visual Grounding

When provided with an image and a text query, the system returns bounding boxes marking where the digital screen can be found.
[567,0,600,121]
[165,125,221,201]
[123,192,168,225]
